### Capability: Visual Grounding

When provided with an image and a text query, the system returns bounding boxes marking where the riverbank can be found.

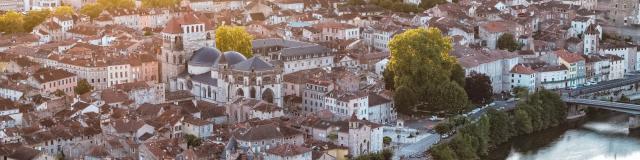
[486,110,640,160]
[429,90,567,160]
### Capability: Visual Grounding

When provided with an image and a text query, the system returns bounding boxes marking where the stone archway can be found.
[236,88,244,97]
[250,87,256,99]
[262,88,275,103]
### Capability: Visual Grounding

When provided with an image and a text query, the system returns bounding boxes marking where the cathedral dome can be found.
[189,47,222,67]
[218,51,247,66]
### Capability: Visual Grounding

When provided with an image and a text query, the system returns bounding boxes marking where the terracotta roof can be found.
[162,13,210,34]
[555,50,584,63]
[510,63,536,74]
[266,144,312,156]
[31,68,76,83]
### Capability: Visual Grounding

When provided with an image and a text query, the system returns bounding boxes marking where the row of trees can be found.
[369,0,422,13]
[80,0,178,19]
[0,9,50,33]
[385,28,469,115]
[430,90,568,160]
[348,0,450,12]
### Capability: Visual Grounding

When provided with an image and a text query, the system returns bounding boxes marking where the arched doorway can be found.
[262,88,275,103]
[250,87,256,98]
[236,88,244,97]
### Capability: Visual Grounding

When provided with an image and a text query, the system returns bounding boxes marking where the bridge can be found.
[562,98,640,115]
[562,97,640,132]
[567,75,640,97]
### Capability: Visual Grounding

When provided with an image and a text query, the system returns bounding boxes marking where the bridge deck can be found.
[569,75,640,96]
[563,98,640,115]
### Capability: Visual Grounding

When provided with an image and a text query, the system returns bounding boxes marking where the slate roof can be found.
[191,72,217,86]
[189,47,222,67]
[232,57,274,71]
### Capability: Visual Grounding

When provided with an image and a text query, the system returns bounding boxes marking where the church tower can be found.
[583,24,600,55]
[159,13,214,91]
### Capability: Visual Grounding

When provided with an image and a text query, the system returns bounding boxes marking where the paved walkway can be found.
[393,133,440,160]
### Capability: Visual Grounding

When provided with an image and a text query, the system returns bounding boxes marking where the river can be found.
[487,110,640,160]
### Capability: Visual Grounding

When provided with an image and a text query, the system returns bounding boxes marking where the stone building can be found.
[160,13,215,90]
[176,47,284,107]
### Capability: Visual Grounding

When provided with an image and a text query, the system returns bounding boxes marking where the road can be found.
[468,100,518,120]
[393,133,440,160]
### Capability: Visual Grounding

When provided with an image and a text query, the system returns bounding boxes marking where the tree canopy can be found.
[387,27,469,115]
[429,90,567,160]
[54,6,74,17]
[80,3,104,20]
[97,0,135,11]
[142,0,181,8]
[23,9,51,31]
[420,0,447,10]
[74,79,94,95]
[370,0,422,13]
[464,72,493,105]
[215,25,254,58]
[496,33,521,52]
[0,11,26,33]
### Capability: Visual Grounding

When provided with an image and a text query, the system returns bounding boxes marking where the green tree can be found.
[620,94,631,103]
[450,135,479,160]
[80,3,104,20]
[496,33,521,52]
[142,0,180,8]
[464,72,493,105]
[451,64,465,87]
[387,28,469,115]
[383,136,392,145]
[431,143,458,160]
[215,25,254,58]
[470,116,491,156]
[420,0,446,10]
[97,0,135,11]
[54,89,66,97]
[184,134,202,148]
[23,9,51,31]
[382,67,394,90]
[487,109,513,145]
[435,121,453,135]
[74,79,94,95]
[514,106,533,134]
[0,11,25,33]
[54,6,74,16]
[513,86,529,98]
[347,0,366,5]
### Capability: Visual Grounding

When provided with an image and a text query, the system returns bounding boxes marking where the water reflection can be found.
[490,112,640,160]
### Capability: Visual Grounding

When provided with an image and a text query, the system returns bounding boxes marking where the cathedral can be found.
[160,13,284,107]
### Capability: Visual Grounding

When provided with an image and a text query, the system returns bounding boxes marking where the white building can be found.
[183,117,214,138]
[606,54,626,80]
[362,23,403,52]
[324,90,369,120]
[510,64,537,93]
[274,0,304,12]
[600,43,638,73]
[367,93,396,125]
[251,39,335,74]
[535,65,568,90]
[455,46,520,93]
[374,58,389,76]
